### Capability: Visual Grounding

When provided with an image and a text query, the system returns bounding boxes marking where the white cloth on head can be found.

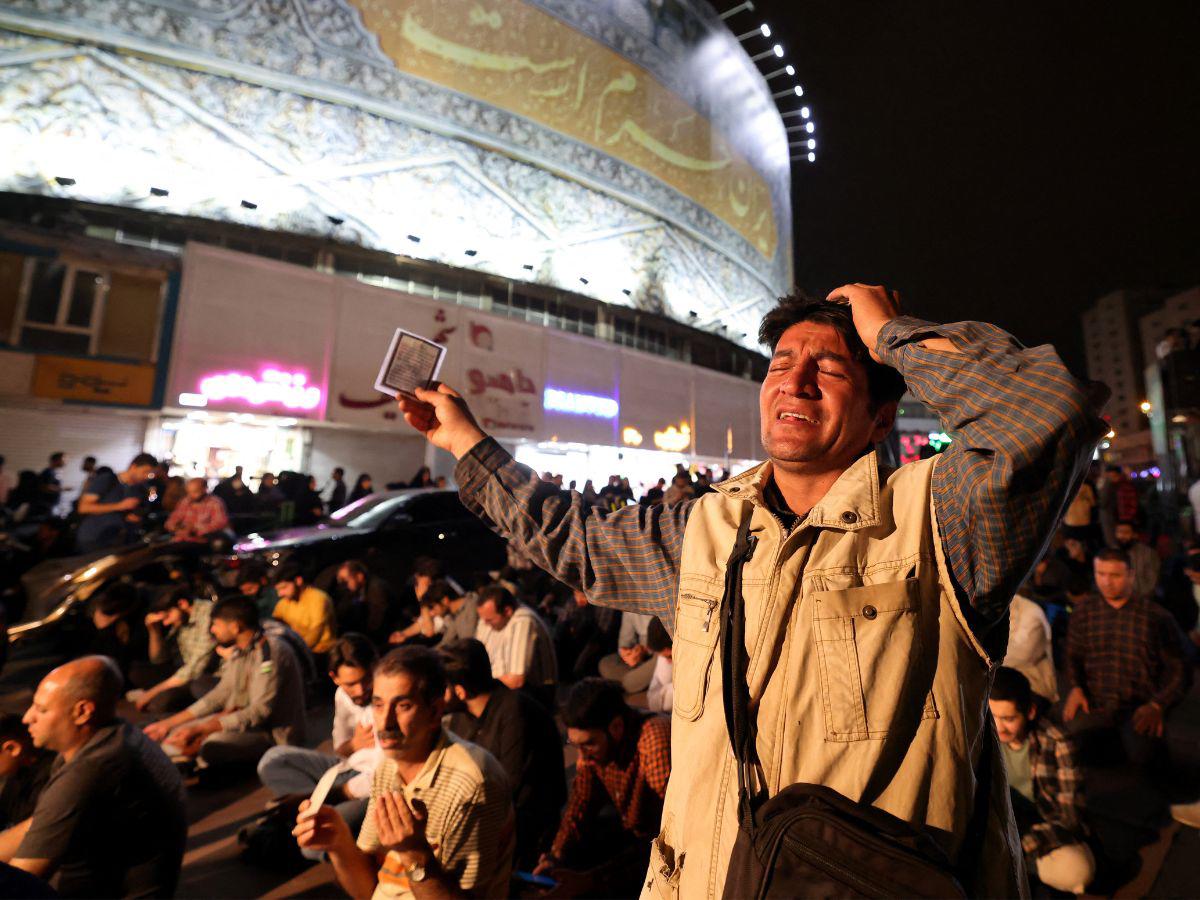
[1004,594,1059,701]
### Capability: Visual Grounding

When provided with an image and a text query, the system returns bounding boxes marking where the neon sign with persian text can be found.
[543,388,618,419]
[197,368,322,411]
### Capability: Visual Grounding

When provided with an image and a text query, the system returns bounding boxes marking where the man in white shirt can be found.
[1003,591,1058,701]
[475,584,557,709]
[645,617,673,714]
[257,634,379,845]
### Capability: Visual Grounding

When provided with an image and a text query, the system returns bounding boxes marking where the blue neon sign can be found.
[543,387,619,419]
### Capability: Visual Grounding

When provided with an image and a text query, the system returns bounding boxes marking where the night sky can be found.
[753,1,1200,370]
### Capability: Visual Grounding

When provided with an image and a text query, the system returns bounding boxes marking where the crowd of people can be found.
[1,439,1199,895]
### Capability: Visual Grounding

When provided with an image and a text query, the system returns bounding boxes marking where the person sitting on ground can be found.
[533,678,670,896]
[0,656,187,897]
[440,639,565,868]
[236,559,279,620]
[0,716,53,831]
[334,560,394,642]
[435,580,480,647]
[475,583,557,707]
[1063,547,1199,828]
[598,611,657,695]
[292,646,514,899]
[645,617,674,714]
[128,586,216,714]
[554,589,619,683]
[1112,520,1161,602]
[662,471,693,506]
[144,596,306,772]
[389,580,456,646]
[1003,587,1058,702]
[84,582,148,687]
[258,634,379,850]
[74,452,157,553]
[989,666,1094,894]
[387,557,442,641]
[164,477,230,543]
[272,562,337,656]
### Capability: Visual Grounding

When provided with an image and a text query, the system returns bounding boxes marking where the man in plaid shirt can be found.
[534,678,670,895]
[165,478,229,542]
[990,667,1093,893]
[1064,547,1199,829]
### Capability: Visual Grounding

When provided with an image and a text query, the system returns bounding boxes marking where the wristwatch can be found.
[404,859,428,884]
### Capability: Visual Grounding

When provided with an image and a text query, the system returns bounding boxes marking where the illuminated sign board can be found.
[197,368,322,411]
[654,420,692,452]
[543,387,618,419]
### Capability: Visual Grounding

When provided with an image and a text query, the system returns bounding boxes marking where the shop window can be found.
[11,254,166,361]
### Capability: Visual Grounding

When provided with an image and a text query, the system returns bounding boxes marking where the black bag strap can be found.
[720,501,760,830]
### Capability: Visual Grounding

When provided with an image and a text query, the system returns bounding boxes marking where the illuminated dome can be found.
[0,0,794,348]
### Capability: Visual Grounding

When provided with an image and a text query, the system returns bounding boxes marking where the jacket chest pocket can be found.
[812,577,937,741]
[671,586,722,722]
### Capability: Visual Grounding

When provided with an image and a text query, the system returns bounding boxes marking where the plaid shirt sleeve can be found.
[877,318,1108,638]
[455,439,693,625]
[639,715,672,796]
[1025,722,1087,858]
[550,758,606,861]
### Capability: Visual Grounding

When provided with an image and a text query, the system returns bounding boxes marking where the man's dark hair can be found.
[211,595,260,631]
[333,467,345,478]
[83,455,96,466]
[148,585,192,614]
[1094,547,1131,569]
[0,713,32,747]
[439,639,495,698]
[420,579,458,609]
[329,633,378,674]
[564,678,628,730]
[94,581,142,618]
[990,666,1034,715]
[236,560,268,587]
[646,617,672,654]
[49,452,64,464]
[413,557,443,579]
[130,452,158,468]
[275,561,304,584]
[340,560,369,579]
[758,293,907,410]
[375,646,446,706]
[479,584,517,612]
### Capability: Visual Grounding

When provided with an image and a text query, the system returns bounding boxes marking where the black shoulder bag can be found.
[719,507,973,899]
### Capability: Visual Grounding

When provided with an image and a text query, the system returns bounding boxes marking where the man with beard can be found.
[1111,520,1160,601]
[292,646,514,899]
[395,285,1107,896]
[144,596,306,772]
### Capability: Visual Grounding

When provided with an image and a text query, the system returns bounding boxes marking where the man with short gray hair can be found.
[0,656,187,897]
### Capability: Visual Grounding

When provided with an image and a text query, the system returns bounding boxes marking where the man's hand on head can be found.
[826,283,958,359]
[397,384,487,460]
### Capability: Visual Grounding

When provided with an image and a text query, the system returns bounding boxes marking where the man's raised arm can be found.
[398,386,693,624]
[830,285,1106,654]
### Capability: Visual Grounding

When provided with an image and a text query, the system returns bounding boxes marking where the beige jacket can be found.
[645,451,1026,899]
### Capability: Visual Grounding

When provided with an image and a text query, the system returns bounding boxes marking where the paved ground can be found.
[2,637,1197,898]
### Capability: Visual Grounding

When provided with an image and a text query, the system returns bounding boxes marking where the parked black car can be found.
[226,488,506,592]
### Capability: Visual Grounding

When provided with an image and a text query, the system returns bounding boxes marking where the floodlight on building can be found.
[326,215,344,225]
[150,186,169,197]
[750,44,784,62]
[407,234,420,243]
[807,152,816,162]
[54,176,75,186]
[805,122,815,133]
[736,23,770,41]
[240,199,257,210]
[464,248,478,256]
[765,64,796,80]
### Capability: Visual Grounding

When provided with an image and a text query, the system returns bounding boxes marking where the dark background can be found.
[753,0,1200,369]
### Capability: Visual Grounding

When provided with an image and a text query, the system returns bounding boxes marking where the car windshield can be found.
[327,492,413,529]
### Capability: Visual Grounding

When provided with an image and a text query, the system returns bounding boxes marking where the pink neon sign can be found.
[197,368,322,411]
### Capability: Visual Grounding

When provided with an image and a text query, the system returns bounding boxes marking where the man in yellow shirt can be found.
[273,563,337,655]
